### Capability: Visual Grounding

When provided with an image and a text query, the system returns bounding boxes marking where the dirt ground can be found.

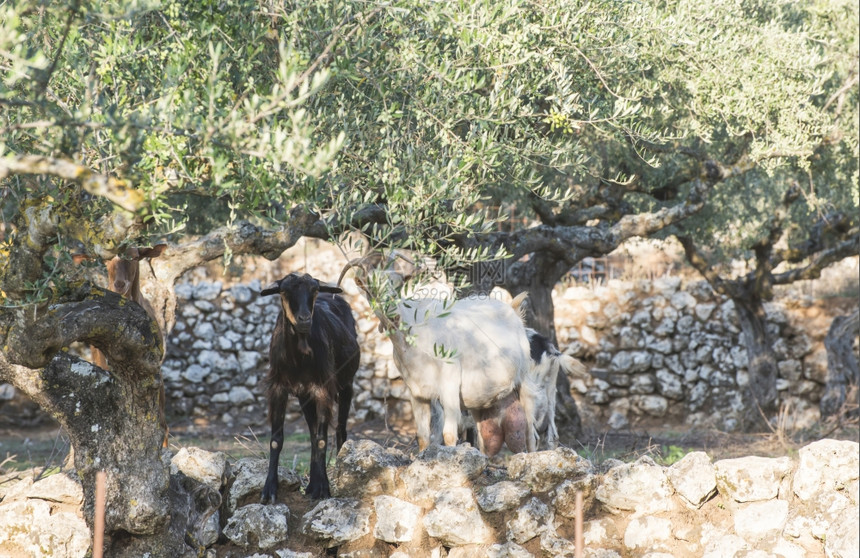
[3,405,858,479]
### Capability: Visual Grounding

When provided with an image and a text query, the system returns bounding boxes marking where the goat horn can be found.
[336,258,363,287]
[336,252,383,287]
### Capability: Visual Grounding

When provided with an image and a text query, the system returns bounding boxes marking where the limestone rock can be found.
[596,456,674,514]
[275,551,316,558]
[334,439,410,498]
[553,475,597,519]
[193,281,223,300]
[373,495,423,543]
[223,502,289,549]
[226,458,300,512]
[170,446,228,491]
[507,447,592,492]
[448,542,533,558]
[732,499,789,542]
[423,487,493,546]
[623,516,673,552]
[667,451,717,508]
[506,497,553,544]
[401,444,487,504]
[583,517,621,547]
[540,530,577,557]
[302,498,372,548]
[714,456,792,502]
[793,439,859,502]
[19,472,83,506]
[477,480,530,513]
[825,506,860,558]
[0,499,89,558]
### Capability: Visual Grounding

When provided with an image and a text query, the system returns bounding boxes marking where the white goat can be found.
[523,327,587,449]
[340,255,539,455]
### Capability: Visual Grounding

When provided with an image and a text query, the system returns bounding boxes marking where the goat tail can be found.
[510,292,529,321]
[558,353,588,379]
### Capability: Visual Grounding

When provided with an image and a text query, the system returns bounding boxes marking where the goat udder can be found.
[502,398,527,453]
[477,416,504,457]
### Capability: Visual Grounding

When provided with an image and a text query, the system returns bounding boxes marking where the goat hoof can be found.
[305,482,330,500]
[260,485,277,505]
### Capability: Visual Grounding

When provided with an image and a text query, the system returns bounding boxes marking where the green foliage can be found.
[2,0,856,279]
[657,444,688,466]
[2,0,341,238]
[645,0,859,261]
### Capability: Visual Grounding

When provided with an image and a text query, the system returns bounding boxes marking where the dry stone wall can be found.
[0,258,852,433]
[555,277,831,431]
[158,274,838,434]
[1,438,857,557]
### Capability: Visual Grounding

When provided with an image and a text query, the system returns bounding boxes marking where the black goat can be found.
[259,272,360,501]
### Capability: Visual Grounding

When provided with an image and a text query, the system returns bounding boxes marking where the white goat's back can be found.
[399,296,530,409]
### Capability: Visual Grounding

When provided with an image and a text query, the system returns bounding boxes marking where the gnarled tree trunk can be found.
[0,285,182,554]
[820,309,860,419]
[731,294,780,430]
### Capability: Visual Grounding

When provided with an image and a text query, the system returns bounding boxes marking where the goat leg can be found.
[411,398,433,452]
[335,382,354,452]
[300,394,331,499]
[261,390,288,504]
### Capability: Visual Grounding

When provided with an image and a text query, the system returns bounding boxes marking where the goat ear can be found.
[260,281,281,296]
[318,282,342,294]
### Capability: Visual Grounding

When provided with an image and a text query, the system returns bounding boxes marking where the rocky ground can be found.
[0,433,858,557]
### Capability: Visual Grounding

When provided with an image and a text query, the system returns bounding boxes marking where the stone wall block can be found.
[596,456,674,514]
[666,451,716,509]
[732,500,789,542]
[223,503,289,549]
[401,445,487,504]
[423,487,493,546]
[302,499,372,548]
[373,495,423,543]
[506,497,553,544]
[623,515,674,553]
[792,439,860,502]
[477,481,530,513]
[334,439,410,498]
[508,447,592,493]
[714,456,793,503]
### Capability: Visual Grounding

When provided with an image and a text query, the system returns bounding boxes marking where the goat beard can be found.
[297,335,313,356]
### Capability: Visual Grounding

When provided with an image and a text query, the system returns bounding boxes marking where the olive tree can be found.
[2,0,857,552]
[1,1,339,553]
[440,0,858,432]
[666,0,859,428]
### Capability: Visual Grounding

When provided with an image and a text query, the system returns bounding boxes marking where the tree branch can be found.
[676,235,733,297]
[0,154,146,213]
[773,230,860,285]
[3,284,162,375]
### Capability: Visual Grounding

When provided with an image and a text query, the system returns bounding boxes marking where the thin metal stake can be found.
[575,490,583,558]
[93,471,106,558]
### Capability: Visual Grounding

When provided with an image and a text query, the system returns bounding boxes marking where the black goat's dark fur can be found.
[260,273,360,502]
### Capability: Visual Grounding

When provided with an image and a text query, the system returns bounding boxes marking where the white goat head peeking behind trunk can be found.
[339,252,540,455]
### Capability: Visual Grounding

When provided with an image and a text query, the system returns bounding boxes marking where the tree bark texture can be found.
[0,285,169,538]
[820,309,860,418]
[731,295,780,430]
